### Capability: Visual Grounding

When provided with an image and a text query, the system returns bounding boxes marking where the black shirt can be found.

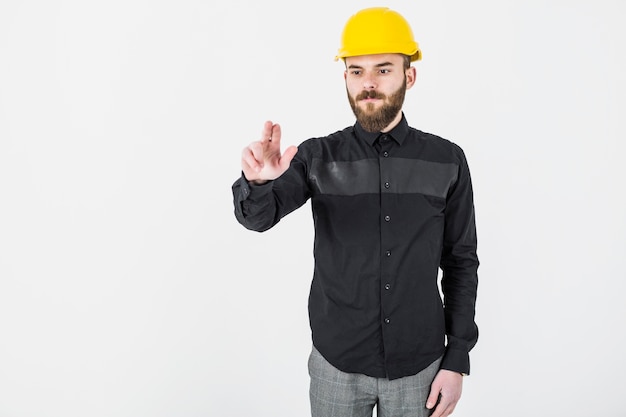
[232,114,479,379]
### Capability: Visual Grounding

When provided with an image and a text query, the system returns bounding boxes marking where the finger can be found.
[430,399,454,417]
[242,144,263,172]
[240,158,258,180]
[249,142,265,164]
[426,385,440,410]
[260,120,274,144]
[270,123,281,144]
[429,403,444,417]
[429,396,447,417]
[278,145,298,171]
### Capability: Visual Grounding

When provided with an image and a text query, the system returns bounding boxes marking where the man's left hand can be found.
[425,369,463,417]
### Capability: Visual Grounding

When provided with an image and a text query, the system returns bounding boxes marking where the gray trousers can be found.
[308,347,442,417]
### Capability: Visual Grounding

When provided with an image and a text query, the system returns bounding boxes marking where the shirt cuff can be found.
[237,173,273,200]
[440,347,470,376]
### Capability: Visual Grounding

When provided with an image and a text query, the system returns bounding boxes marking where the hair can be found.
[402,55,411,70]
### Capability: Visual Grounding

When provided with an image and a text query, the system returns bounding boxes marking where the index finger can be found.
[260,120,275,144]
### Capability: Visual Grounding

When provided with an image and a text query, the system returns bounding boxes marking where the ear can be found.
[343,70,348,80]
[405,66,417,89]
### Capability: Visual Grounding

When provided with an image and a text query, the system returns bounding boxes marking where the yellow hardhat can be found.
[335,7,422,62]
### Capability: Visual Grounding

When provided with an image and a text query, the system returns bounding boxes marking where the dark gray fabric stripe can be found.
[383,158,458,198]
[310,158,458,198]
[310,159,379,195]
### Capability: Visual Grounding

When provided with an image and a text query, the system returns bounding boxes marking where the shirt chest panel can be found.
[309,156,458,199]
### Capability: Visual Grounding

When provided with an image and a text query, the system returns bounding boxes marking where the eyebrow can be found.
[347,61,395,70]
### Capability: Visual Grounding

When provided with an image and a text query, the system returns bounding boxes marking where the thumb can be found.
[426,384,441,410]
[278,145,298,171]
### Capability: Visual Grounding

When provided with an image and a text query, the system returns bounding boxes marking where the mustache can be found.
[356,90,386,101]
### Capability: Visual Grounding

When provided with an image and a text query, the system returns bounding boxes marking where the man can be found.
[232,7,478,417]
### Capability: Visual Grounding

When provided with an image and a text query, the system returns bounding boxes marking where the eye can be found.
[379,68,391,74]
[350,70,362,76]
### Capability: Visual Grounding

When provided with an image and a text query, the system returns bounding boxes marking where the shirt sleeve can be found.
[439,144,479,375]
[231,153,311,232]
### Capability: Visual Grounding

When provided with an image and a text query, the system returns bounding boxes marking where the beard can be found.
[348,78,407,132]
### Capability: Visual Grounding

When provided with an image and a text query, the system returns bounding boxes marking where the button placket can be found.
[378,135,396,345]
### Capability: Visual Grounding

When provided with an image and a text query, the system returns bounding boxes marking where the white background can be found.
[1,1,625,416]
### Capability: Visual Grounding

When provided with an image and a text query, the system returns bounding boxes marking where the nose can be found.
[363,73,377,89]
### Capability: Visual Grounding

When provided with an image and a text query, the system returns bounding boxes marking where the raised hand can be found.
[241,120,298,184]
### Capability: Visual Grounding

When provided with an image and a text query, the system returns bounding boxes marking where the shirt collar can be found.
[354,112,410,147]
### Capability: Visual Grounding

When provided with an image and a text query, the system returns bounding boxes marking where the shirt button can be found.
[384,215,390,222]
[383,151,389,157]
[384,318,390,324]
[380,135,389,142]
[386,250,391,257]
[384,182,390,189]
[384,283,391,290]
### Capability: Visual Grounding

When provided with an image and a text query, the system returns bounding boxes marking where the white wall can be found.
[1,1,624,416]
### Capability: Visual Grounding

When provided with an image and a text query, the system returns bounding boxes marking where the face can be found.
[344,53,416,132]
